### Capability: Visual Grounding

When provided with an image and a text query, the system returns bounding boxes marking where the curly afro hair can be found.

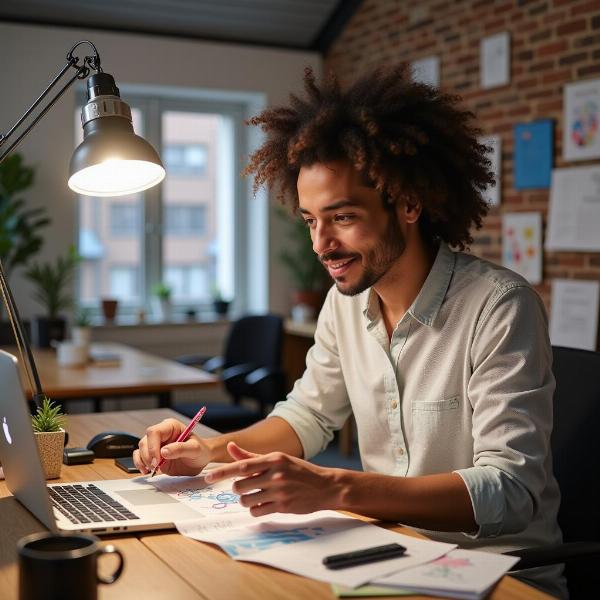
[244,64,494,250]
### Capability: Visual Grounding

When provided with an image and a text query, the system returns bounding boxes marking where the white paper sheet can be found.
[546,165,600,251]
[176,508,455,588]
[480,134,501,206]
[374,548,519,600]
[563,77,600,161]
[550,279,600,351]
[502,212,542,284]
[480,32,510,89]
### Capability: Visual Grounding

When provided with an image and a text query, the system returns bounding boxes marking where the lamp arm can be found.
[0,40,101,164]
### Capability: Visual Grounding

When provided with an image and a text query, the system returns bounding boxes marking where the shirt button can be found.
[391,401,398,410]
[396,448,405,456]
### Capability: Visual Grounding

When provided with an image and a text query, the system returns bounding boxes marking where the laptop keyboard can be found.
[48,484,140,524]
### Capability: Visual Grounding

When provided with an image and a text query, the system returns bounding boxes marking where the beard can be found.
[320,212,406,296]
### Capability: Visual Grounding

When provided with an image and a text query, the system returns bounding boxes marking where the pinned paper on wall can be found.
[564,78,600,161]
[480,135,501,206]
[514,119,553,189]
[411,56,440,87]
[480,32,510,89]
[550,279,600,351]
[502,212,542,285]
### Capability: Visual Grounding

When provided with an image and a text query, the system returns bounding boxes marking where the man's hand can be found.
[204,442,342,517]
[133,418,212,476]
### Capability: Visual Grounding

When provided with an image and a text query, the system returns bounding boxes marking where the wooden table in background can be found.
[0,409,552,600]
[2,342,219,410]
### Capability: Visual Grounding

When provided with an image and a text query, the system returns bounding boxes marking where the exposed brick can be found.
[556,19,588,35]
[529,2,549,16]
[559,51,589,64]
[571,0,600,17]
[537,98,563,112]
[530,28,552,42]
[537,39,568,56]
[573,33,600,46]
[530,59,556,72]
[593,15,600,28]
[579,63,600,76]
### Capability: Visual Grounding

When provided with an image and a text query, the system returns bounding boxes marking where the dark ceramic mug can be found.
[18,531,124,600]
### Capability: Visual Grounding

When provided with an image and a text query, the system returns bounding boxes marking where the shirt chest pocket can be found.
[410,395,462,439]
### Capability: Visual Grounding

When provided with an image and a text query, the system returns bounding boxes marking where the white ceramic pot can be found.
[55,341,89,367]
[72,326,92,347]
[34,429,65,479]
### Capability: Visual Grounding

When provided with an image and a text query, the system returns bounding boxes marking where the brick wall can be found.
[325,0,600,316]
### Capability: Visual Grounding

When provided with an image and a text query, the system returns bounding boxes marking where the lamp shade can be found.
[68,72,165,197]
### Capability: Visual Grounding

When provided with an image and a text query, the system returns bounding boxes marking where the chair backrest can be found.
[223,314,283,369]
[551,345,600,544]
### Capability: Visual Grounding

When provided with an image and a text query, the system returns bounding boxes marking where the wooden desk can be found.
[0,410,552,599]
[2,342,218,409]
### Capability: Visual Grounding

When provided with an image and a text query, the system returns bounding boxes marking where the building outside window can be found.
[74,93,252,318]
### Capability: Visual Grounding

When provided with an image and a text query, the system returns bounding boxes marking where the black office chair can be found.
[174,314,287,432]
[506,345,600,598]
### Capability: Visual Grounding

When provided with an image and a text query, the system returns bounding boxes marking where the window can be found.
[163,144,208,176]
[74,91,264,319]
[165,205,207,237]
[110,202,141,237]
[109,266,140,302]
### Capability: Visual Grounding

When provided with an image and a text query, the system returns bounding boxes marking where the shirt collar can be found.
[362,243,456,328]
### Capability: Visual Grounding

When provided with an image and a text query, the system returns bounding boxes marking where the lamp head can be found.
[68,72,165,197]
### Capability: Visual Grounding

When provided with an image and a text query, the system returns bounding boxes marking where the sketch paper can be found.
[177,509,455,588]
[480,32,510,89]
[546,165,600,251]
[564,78,600,161]
[502,212,542,284]
[411,56,440,87]
[480,135,501,206]
[550,279,600,351]
[375,548,519,600]
[514,119,553,189]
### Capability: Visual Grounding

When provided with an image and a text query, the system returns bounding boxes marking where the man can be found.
[134,66,564,597]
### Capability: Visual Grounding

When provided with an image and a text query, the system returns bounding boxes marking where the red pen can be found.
[150,405,207,477]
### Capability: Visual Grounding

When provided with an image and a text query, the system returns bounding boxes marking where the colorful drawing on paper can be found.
[564,78,600,161]
[419,556,474,582]
[570,99,599,148]
[174,485,241,509]
[221,526,326,557]
[502,212,542,285]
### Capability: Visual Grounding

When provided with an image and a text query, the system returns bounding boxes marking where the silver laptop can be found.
[0,350,211,535]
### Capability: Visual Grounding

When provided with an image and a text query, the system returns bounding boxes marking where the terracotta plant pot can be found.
[101,298,119,323]
[290,289,324,321]
[34,429,66,479]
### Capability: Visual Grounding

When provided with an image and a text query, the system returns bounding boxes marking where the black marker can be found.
[322,543,407,570]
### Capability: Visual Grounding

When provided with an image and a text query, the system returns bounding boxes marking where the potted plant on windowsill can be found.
[32,397,66,480]
[276,207,328,322]
[212,286,231,318]
[72,306,92,347]
[152,282,172,322]
[25,246,80,347]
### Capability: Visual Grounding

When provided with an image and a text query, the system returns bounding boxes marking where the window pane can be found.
[162,111,225,304]
[76,107,144,308]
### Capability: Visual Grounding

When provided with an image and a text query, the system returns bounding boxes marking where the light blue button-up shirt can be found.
[269,243,565,596]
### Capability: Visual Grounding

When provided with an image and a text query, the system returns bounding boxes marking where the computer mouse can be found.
[86,431,141,458]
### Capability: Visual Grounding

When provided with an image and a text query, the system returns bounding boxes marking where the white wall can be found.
[0,22,321,320]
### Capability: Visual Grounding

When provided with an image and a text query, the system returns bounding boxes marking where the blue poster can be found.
[514,119,553,189]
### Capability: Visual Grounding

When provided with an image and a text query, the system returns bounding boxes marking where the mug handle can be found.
[96,544,125,584]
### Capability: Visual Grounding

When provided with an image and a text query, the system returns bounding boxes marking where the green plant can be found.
[0,154,50,278]
[74,306,92,327]
[31,397,66,433]
[25,246,81,319]
[276,206,327,291]
[153,282,172,299]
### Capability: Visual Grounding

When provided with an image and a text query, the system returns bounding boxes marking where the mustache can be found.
[319,251,358,264]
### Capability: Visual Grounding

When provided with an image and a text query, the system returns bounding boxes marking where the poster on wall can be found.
[502,212,542,284]
[514,119,553,189]
[411,56,440,87]
[479,134,501,206]
[564,78,600,161]
[550,279,600,351]
[480,32,510,89]
[545,165,600,251]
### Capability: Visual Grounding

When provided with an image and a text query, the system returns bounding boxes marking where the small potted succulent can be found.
[72,306,92,347]
[32,397,66,479]
[212,286,230,318]
[152,282,172,322]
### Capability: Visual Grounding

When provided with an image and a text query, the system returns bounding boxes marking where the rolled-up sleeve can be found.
[455,283,555,538]
[268,289,353,459]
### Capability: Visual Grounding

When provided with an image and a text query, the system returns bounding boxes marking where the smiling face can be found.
[297,161,407,296]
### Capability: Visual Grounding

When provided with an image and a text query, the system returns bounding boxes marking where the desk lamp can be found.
[0,40,165,411]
